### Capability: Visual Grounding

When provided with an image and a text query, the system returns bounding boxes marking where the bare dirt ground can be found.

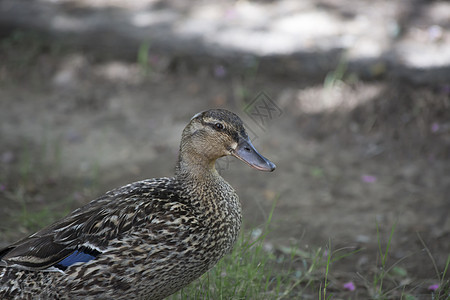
[0,1,449,299]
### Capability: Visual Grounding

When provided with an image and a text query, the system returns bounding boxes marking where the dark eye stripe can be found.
[205,122,224,131]
[205,122,239,142]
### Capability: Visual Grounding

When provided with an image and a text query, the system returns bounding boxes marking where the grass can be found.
[371,221,397,299]
[137,41,152,77]
[323,54,359,90]
[170,202,361,300]
[167,217,449,300]
[417,233,450,300]
[170,201,280,299]
[171,201,288,299]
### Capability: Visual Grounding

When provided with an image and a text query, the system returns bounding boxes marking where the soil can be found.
[0,1,449,299]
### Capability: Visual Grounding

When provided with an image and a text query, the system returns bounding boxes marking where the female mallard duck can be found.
[0,109,275,299]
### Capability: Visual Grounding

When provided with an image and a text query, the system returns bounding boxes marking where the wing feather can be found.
[0,178,177,271]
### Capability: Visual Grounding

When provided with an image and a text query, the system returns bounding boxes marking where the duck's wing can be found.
[0,202,109,271]
[0,178,178,271]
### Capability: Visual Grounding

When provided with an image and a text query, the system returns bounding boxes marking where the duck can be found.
[0,109,276,299]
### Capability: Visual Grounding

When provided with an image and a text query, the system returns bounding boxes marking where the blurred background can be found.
[0,0,449,298]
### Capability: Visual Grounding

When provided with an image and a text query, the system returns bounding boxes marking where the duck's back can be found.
[0,176,242,300]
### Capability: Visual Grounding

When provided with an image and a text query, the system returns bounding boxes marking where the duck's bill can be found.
[232,138,276,172]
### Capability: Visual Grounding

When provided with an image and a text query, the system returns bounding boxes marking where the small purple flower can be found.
[343,281,356,291]
[361,174,377,183]
[0,184,5,191]
[431,122,440,133]
[428,284,439,292]
[214,65,227,78]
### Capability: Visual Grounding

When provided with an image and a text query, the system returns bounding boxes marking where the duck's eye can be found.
[214,122,224,131]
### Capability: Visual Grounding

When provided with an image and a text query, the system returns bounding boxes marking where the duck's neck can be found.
[175,144,221,182]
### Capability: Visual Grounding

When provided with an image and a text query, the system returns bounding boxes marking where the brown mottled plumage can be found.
[0,109,275,299]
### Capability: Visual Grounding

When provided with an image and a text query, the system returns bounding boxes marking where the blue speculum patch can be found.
[56,250,97,269]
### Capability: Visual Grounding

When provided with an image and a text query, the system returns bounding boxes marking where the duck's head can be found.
[178,109,276,173]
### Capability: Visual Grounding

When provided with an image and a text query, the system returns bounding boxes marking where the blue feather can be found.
[58,250,96,267]
[55,247,101,270]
